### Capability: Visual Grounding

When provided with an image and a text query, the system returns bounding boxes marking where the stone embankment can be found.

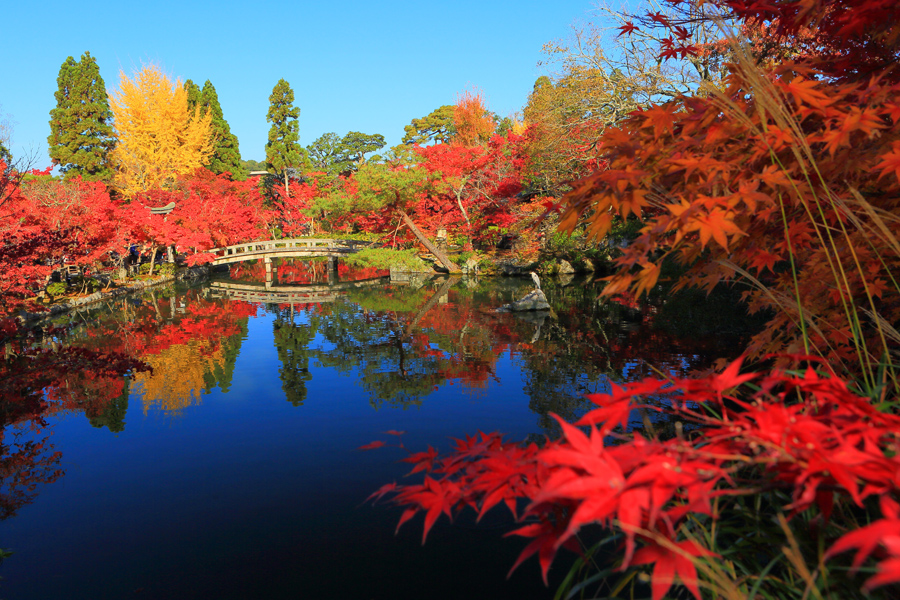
[19,265,211,325]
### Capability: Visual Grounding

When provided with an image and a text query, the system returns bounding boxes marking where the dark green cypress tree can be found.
[200,81,246,180]
[47,52,115,181]
[265,79,307,187]
[183,79,246,180]
[184,79,203,112]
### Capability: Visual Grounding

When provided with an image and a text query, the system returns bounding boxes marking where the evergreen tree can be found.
[240,158,269,173]
[306,131,386,177]
[401,105,456,145]
[307,132,342,173]
[183,80,246,180]
[47,52,115,181]
[200,81,246,180]
[338,131,386,168]
[184,79,203,111]
[265,79,306,193]
[273,317,316,407]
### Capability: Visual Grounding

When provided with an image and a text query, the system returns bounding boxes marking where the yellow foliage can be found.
[510,118,527,136]
[109,65,213,196]
[133,338,227,415]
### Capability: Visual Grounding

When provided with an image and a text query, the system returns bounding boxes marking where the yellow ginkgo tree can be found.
[108,65,213,197]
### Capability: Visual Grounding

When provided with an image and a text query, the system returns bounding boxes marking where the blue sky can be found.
[1,0,611,167]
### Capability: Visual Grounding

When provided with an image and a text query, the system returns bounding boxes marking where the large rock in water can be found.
[558,259,575,274]
[496,289,551,312]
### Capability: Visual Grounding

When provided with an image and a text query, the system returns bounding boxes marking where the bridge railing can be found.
[209,238,373,260]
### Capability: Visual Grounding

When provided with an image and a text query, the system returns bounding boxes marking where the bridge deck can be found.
[210,238,371,265]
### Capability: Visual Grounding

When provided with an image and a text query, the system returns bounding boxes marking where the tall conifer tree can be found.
[265,79,305,193]
[48,52,115,181]
[184,79,203,111]
[200,81,245,180]
[183,79,245,179]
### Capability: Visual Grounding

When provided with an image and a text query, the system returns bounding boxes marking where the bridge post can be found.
[265,256,274,290]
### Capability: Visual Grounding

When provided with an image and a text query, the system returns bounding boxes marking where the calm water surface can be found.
[0,261,752,599]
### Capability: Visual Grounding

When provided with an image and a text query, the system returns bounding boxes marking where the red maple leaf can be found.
[631,538,716,600]
[618,21,639,37]
[505,519,581,585]
[827,495,900,591]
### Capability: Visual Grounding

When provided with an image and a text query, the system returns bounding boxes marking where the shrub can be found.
[342,248,428,272]
[45,282,67,298]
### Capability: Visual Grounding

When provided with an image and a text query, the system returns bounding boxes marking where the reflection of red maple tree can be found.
[0,341,146,520]
[0,290,259,521]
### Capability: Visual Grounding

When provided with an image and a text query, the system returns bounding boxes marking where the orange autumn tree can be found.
[109,65,213,197]
[559,1,900,388]
[453,89,494,148]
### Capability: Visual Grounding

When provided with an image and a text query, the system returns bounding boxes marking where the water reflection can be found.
[0,423,62,522]
[0,264,760,598]
[0,331,143,523]
[273,315,315,407]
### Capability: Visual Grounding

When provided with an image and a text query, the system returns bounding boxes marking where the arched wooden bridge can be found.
[209,238,374,288]
[209,238,372,266]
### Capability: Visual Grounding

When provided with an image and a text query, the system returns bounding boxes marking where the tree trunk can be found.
[284,171,290,197]
[454,188,474,252]
[148,245,156,276]
[454,186,471,228]
[398,210,460,272]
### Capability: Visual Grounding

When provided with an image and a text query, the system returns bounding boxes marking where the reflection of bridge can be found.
[208,276,390,304]
[209,238,373,287]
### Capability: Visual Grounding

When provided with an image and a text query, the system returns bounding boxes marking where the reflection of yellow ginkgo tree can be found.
[133,339,227,414]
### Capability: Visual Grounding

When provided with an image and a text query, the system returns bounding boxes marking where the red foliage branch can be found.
[366,356,900,597]
[126,170,273,264]
[559,0,900,369]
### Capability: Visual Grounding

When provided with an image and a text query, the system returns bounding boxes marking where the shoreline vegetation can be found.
[17,244,607,326]
[16,264,212,326]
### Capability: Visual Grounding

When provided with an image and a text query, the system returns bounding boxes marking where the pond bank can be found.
[19,265,212,325]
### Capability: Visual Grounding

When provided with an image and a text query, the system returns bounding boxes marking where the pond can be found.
[0,260,756,599]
